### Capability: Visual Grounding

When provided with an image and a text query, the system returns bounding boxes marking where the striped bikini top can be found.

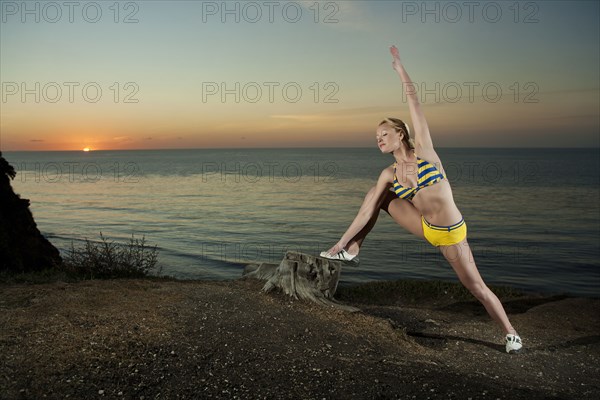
[392,155,445,201]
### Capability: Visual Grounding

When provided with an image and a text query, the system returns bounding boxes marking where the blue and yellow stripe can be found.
[392,157,445,201]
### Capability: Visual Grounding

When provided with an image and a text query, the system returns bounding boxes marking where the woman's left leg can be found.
[438,238,517,336]
[345,189,424,255]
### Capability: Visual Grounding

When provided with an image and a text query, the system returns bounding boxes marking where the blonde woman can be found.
[321,45,523,354]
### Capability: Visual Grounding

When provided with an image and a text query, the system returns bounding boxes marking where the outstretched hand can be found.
[390,45,402,70]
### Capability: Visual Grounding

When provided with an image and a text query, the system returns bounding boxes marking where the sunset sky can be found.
[1,0,598,150]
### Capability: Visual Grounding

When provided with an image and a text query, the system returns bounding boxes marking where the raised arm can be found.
[390,45,434,151]
[325,169,391,256]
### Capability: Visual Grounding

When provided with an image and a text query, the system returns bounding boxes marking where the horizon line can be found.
[2,145,600,152]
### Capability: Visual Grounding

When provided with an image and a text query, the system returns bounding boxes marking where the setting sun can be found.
[82,147,91,152]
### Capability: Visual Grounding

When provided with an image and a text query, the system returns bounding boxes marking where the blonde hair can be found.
[379,118,415,150]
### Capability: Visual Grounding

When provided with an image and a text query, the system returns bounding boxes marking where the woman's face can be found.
[376,123,402,153]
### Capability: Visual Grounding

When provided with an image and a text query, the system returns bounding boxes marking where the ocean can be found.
[3,148,599,297]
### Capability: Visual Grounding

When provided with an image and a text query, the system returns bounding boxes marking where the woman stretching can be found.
[321,45,523,354]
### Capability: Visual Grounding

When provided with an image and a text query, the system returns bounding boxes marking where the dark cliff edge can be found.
[0,151,62,273]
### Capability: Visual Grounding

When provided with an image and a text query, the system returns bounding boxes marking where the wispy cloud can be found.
[541,114,599,120]
[270,106,398,122]
[539,88,600,95]
[269,104,447,122]
[298,1,376,32]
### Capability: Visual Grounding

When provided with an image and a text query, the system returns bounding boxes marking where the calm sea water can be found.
[3,148,599,296]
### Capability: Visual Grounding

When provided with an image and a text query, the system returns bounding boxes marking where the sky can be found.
[0,0,598,150]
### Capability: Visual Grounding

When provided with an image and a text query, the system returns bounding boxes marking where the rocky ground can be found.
[1,277,598,399]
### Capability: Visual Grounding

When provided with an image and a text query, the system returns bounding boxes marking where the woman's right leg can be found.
[345,188,424,255]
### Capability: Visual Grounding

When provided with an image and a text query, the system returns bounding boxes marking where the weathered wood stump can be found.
[241,251,360,312]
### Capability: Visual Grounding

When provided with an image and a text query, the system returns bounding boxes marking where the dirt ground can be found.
[1,278,598,399]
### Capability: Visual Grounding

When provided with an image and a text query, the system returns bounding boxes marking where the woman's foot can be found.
[505,333,523,354]
[319,249,360,266]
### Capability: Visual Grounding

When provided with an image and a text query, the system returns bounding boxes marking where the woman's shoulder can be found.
[379,163,396,183]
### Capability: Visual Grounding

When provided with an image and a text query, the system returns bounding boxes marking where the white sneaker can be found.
[319,249,360,266]
[505,333,523,354]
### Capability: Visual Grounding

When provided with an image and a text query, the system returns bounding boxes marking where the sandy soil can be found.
[1,278,598,399]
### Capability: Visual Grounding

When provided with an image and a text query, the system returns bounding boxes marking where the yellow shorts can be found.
[422,216,467,247]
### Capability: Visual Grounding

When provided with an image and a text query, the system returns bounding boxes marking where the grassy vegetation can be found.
[63,233,162,279]
[1,236,531,304]
[0,233,175,284]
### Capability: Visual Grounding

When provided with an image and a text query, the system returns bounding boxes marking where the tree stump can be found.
[241,251,360,312]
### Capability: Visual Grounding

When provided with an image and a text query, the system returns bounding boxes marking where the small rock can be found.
[98,390,104,395]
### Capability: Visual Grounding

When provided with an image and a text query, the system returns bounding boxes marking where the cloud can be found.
[269,98,457,124]
[30,139,44,142]
[541,114,599,120]
[270,106,412,122]
[297,0,375,32]
[540,88,600,95]
[113,136,132,142]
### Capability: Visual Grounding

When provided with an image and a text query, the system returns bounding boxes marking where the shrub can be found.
[63,233,162,279]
